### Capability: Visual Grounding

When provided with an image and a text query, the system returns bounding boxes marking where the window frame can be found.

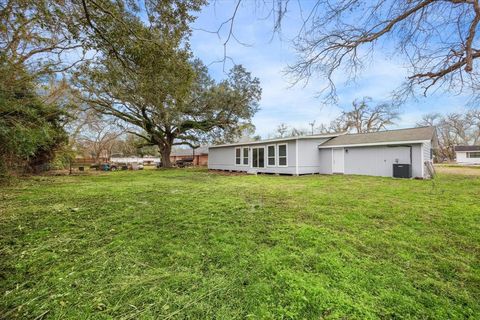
[277,143,288,167]
[242,147,249,166]
[267,144,276,167]
[251,146,266,168]
[235,147,241,165]
[467,151,480,158]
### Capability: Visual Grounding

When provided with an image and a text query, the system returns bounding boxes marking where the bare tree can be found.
[290,127,309,137]
[324,97,399,133]
[308,120,316,135]
[216,1,480,102]
[417,109,480,161]
[470,109,480,144]
[75,112,127,162]
[276,123,289,138]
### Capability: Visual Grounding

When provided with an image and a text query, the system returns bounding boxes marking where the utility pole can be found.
[309,120,316,135]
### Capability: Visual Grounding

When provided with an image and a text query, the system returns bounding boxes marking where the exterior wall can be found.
[209,139,431,178]
[170,154,208,166]
[342,144,424,178]
[197,154,209,166]
[208,140,297,174]
[422,141,432,162]
[411,144,423,178]
[318,149,333,174]
[456,151,480,164]
[297,138,332,174]
[422,141,433,178]
[111,156,159,164]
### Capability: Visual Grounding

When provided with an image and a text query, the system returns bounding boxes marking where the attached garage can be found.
[318,127,437,178]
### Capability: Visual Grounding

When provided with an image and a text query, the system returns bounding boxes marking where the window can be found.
[278,144,287,166]
[235,147,241,165]
[467,152,480,158]
[243,147,249,165]
[267,145,276,166]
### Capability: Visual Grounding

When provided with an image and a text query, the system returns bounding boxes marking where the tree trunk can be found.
[159,143,172,168]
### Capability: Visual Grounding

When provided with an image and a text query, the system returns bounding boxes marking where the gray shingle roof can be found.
[209,133,341,148]
[170,146,209,156]
[454,145,480,152]
[319,126,436,147]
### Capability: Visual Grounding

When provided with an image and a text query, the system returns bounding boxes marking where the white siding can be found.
[208,140,297,174]
[423,141,432,162]
[111,156,159,163]
[209,139,432,178]
[318,149,332,174]
[208,146,236,170]
[422,141,433,178]
[296,138,331,174]
[411,144,423,178]
[456,151,480,164]
[342,144,424,178]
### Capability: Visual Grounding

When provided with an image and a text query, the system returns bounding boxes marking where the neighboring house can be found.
[208,126,437,179]
[454,146,480,164]
[110,156,160,164]
[109,147,209,166]
[170,146,209,166]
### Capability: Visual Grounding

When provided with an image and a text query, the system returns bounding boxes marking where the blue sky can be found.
[190,1,468,138]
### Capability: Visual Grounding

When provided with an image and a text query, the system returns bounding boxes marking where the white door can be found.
[332,148,344,173]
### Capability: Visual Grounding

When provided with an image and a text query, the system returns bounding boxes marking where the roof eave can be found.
[209,133,342,149]
[318,139,432,149]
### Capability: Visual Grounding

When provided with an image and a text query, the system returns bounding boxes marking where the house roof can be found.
[318,126,436,148]
[209,133,342,149]
[454,145,480,152]
[171,146,209,156]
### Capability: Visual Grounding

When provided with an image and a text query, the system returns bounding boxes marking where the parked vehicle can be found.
[175,158,193,168]
[129,163,144,170]
[90,163,118,171]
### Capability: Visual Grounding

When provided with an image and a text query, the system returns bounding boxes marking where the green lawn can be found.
[1,169,479,319]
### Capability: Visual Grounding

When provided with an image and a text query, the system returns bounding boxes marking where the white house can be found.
[110,156,160,164]
[208,126,438,179]
[454,146,480,164]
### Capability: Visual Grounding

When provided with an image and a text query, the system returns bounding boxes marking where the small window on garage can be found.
[243,147,249,165]
[267,145,276,166]
[235,147,241,165]
[278,144,287,166]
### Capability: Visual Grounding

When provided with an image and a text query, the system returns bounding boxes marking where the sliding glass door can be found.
[252,147,265,168]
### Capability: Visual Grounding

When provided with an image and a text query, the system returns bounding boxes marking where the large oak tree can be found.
[0,0,205,174]
[75,18,261,166]
[1,0,204,75]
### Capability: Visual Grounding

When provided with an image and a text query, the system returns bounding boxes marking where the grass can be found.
[437,164,480,169]
[1,169,479,319]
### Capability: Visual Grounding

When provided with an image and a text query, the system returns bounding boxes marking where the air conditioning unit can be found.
[393,164,412,178]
